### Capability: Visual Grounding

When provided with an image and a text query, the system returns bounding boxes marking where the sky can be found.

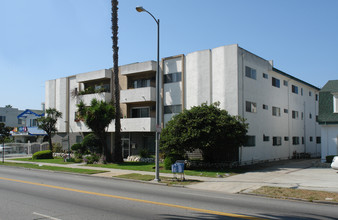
[1,0,337,110]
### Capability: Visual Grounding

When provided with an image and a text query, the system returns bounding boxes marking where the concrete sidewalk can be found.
[4,158,338,194]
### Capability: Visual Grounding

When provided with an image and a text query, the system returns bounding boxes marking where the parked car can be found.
[0,145,12,154]
[331,156,338,170]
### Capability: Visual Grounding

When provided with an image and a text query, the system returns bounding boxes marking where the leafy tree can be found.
[37,108,62,151]
[160,103,248,162]
[5,105,12,108]
[77,99,115,160]
[0,123,12,143]
[111,0,123,163]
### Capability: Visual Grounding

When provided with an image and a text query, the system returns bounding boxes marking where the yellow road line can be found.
[0,176,267,220]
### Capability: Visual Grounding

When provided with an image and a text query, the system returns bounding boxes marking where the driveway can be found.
[185,159,338,194]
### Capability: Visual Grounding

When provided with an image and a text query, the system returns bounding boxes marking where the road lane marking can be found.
[32,212,62,220]
[1,177,267,220]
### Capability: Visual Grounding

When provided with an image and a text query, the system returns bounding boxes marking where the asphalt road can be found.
[0,166,337,220]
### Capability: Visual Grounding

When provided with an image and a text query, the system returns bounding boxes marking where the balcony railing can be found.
[79,92,112,105]
[120,87,156,103]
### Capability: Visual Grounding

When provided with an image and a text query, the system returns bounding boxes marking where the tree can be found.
[111,0,123,163]
[160,103,248,162]
[0,123,11,143]
[37,108,62,151]
[77,99,115,160]
[5,105,12,108]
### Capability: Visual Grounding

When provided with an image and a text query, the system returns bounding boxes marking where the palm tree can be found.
[77,99,115,158]
[111,0,123,163]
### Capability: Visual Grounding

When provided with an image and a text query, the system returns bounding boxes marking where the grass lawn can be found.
[115,173,202,186]
[252,186,338,202]
[85,162,243,178]
[13,157,75,164]
[1,162,107,175]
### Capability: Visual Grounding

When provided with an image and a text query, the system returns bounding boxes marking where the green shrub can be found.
[82,134,101,153]
[71,143,82,151]
[32,150,53,160]
[52,143,63,153]
[85,154,100,164]
[139,148,150,158]
[164,154,183,170]
[326,155,337,163]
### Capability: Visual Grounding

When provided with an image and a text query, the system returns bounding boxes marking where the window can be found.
[292,137,300,145]
[263,135,269,142]
[302,137,304,144]
[283,80,288,86]
[244,135,256,147]
[272,77,280,88]
[292,111,299,119]
[316,94,318,101]
[263,73,268,79]
[76,136,83,143]
[301,88,303,96]
[301,112,304,120]
[245,66,256,80]
[309,113,312,119]
[0,116,6,122]
[246,101,257,113]
[292,85,298,94]
[164,105,182,114]
[263,104,268,110]
[316,136,321,144]
[284,109,288,114]
[272,107,281,116]
[334,95,338,113]
[30,119,38,127]
[164,72,182,84]
[132,79,150,88]
[309,91,312,96]
[309,136,313,142]
[284,137,289,141]
[131,107,150,118]
[273,137,282,146]
[18,119,23,125]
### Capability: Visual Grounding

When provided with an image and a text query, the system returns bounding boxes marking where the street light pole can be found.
[136,6,161,182]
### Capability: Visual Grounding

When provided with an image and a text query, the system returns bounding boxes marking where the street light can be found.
[136,6,161,182]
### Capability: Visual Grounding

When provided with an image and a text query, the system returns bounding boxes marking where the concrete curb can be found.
[240,192,338,206]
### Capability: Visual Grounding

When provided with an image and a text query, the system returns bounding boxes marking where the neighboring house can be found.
[45,44,321,164]
[0,107,24,128]
[11,109,47,143]
[318,80,338,162]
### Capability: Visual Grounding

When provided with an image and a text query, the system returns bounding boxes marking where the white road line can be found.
[32,212,62,220]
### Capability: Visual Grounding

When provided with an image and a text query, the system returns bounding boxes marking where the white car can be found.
[331,156,338,170]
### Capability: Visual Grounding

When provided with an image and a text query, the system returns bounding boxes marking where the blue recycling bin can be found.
[176,163,184,173]
[171,163,178,173]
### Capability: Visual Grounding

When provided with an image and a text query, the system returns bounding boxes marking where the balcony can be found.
[120,87,156,104]
[120,61,156,76]
[76,69,111,83]
[79,92,112,105]
[107,117,155,132]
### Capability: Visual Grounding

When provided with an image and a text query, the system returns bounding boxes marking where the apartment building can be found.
[0,107,24,128]
[45,44,321,164]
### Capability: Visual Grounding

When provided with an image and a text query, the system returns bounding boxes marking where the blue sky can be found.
[1,0,337,110]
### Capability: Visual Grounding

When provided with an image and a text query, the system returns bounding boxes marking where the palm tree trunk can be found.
[111,0,123,163]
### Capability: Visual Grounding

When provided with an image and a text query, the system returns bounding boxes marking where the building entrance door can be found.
[122,138,130,159]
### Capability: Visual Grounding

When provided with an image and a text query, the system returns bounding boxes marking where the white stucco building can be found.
[45,44,321,164]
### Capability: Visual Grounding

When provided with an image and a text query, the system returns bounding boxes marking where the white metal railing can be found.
[0,142,49,157]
